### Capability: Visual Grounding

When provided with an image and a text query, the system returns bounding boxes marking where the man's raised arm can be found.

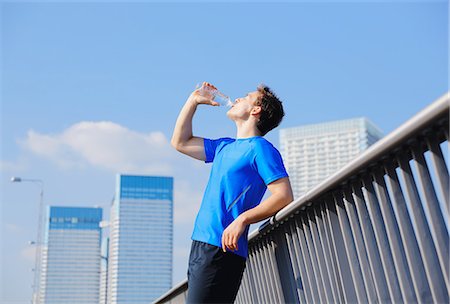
[171,82,219,161]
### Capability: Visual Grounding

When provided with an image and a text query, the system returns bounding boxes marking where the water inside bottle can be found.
[214,91,234,107]
[196,83,234,107]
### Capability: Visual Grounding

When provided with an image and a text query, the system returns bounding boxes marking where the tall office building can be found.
[38,206,102,304]
[107,175,173,304]
[280,117,383,198]
[99,237,109,304]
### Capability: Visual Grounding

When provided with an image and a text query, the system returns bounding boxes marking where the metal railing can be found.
[154,92,449,304]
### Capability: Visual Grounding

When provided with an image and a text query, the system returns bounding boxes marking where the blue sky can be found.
[1,1,448,302]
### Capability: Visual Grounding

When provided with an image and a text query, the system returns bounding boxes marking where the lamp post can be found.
[11,177,44,304]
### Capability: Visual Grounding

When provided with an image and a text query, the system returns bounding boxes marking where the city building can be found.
[99,236,109,304]
[38,206,103,304]
[280,117,383,198]
[107,175,173,304]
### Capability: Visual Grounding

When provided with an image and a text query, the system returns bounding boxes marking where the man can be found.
[171,82,294,303]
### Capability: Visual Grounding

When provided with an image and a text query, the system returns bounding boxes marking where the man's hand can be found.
[189,82,220,106]
[221,216,247,252]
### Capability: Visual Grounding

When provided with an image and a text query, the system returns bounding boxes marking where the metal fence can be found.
[154,93,449,304]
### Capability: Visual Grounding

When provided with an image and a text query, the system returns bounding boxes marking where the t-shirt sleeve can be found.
[203,137,232,163]
[253,142,289,185]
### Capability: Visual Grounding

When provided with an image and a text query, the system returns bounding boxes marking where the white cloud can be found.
[20,121,177,174]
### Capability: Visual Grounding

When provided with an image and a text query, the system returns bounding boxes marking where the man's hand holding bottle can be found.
[188,82,234,108]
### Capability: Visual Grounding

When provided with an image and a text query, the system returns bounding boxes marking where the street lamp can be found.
[11,177,44,304]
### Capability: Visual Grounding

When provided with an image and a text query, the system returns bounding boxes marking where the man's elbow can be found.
[173,144,186,153]
[286,193,294,204]
[272,193,293,216]
[170,138,182,151]
[281,192,294,206]
[170,138,177,147]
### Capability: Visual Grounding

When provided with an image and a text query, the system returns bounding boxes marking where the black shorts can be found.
[186,240,247,304]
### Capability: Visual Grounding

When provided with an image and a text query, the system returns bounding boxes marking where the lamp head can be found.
[11,177,22,182]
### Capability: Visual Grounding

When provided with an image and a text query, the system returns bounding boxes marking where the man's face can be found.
[226,91,262,121]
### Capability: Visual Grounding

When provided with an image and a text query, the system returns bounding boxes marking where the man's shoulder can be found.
[251,137,276,150]
[250,138,283,161]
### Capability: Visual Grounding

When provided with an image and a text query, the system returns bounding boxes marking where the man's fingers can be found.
[227,235,234,251]
[232,240,238,251]
[223,234,229,252]
[226,235,231,251]
[222,231,240,252]
[233,237,238,251]
[203,81,218,90]
[221,235,226,252]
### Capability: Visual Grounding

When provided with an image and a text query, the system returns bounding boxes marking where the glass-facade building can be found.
[107,175,173,304]
[99,237,109,304]
[280,117,383,198]
[38,206,103,304]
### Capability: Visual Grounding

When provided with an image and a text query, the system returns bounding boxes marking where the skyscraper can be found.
[99,237,109,304]
[107,175,173,304]
[38,206,103,304]
[280,117,383,198]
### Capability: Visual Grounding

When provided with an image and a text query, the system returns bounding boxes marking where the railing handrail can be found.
[250,91,449,239]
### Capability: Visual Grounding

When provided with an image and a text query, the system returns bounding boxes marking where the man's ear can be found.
[251,105,262,116]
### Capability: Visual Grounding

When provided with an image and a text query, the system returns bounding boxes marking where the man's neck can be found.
[236,123,262,139]
[236,120,262,138]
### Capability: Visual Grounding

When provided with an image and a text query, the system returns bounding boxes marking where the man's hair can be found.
[255,84,285,136]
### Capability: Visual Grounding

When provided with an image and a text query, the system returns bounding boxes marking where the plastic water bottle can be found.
[196,83,234,107]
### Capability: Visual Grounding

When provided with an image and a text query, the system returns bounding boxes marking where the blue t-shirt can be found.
[191,136,289,259]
